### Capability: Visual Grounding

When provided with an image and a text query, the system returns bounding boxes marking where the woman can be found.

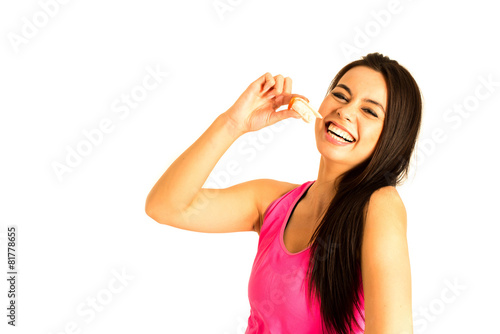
[145,52,422,333]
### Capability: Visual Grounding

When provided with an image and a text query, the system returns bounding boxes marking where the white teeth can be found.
[327,123,354,142]
[327,131,349,142]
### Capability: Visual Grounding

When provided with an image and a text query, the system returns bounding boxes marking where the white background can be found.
[1,0,499,333]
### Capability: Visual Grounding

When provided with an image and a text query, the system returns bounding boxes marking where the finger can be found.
[271,74,284,96]
[253,72,267,88]
[269,106,302,126]
[262,72,275,93]
[283,107,302,119]
[283,77,292,95]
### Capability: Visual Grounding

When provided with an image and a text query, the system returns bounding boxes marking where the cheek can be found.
[318,98,335,118]
[314,119,321,135]
[359,125,383,148]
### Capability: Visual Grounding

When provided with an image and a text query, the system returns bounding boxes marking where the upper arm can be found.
[147,178,296,235]
[361,186,413,334]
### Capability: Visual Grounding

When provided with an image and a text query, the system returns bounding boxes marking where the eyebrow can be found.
[335,84,386,114]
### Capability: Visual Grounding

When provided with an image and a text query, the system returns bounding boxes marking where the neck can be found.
[304,156,352,219]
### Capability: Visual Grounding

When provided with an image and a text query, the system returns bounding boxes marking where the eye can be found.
[332,91,379,118]
[332,92,347,101]
[363,108,378,118]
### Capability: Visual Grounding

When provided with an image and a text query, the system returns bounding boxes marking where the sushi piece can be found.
[288,97,322,123]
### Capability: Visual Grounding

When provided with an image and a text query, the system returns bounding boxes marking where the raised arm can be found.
[145,72,307,233]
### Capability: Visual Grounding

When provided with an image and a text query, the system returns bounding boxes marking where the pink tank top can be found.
[245,180,365,333]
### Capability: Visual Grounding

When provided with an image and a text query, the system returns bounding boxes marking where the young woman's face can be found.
[315,65,387,168]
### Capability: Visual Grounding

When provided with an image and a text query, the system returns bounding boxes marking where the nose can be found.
[336,106,353,122]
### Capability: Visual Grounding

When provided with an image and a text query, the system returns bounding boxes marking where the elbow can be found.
[145,193,184,226]
[145,206,166,225]
[145,196,160,222]
[145,201,175,226]
[145,204,153,217]
[145,204,158,222]
[145,190,160,219]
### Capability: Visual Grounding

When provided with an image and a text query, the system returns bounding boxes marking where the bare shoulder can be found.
[364,185,407,232]
[252,179,300,235]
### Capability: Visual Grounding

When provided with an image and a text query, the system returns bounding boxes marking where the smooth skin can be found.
[145,69,413,333]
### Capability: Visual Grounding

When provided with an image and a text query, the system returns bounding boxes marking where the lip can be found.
[328,121,356,142]
[324,122,355,146]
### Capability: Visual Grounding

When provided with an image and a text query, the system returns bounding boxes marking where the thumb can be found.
[268,108,302,125]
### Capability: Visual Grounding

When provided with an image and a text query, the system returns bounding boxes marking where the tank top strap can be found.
[258,180,315,244]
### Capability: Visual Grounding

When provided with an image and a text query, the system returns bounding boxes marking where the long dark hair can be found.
[304,53,422,333]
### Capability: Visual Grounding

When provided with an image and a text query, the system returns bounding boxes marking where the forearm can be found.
[145,112,242,218]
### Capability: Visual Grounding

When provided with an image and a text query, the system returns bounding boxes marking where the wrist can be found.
[219,112,245,139]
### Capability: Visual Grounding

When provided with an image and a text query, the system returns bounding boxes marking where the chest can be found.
[282,207,362,262]
[282,210,319,254]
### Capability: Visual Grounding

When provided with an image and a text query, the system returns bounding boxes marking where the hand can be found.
[223,72,310,135]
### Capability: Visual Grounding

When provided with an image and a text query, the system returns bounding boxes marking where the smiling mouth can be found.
[325,121,356,143]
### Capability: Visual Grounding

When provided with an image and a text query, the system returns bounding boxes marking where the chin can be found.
[316,141,348,162]
[317,140,372,170]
